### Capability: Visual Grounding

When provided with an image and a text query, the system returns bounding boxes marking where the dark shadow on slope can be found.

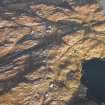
[74,0,97,5]
[0,0,75,20]
[81,58,105,105]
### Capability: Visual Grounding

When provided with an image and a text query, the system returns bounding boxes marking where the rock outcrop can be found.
[0,0,105,105]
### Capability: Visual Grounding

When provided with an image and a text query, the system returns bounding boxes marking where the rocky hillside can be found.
[0,0,105,105]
